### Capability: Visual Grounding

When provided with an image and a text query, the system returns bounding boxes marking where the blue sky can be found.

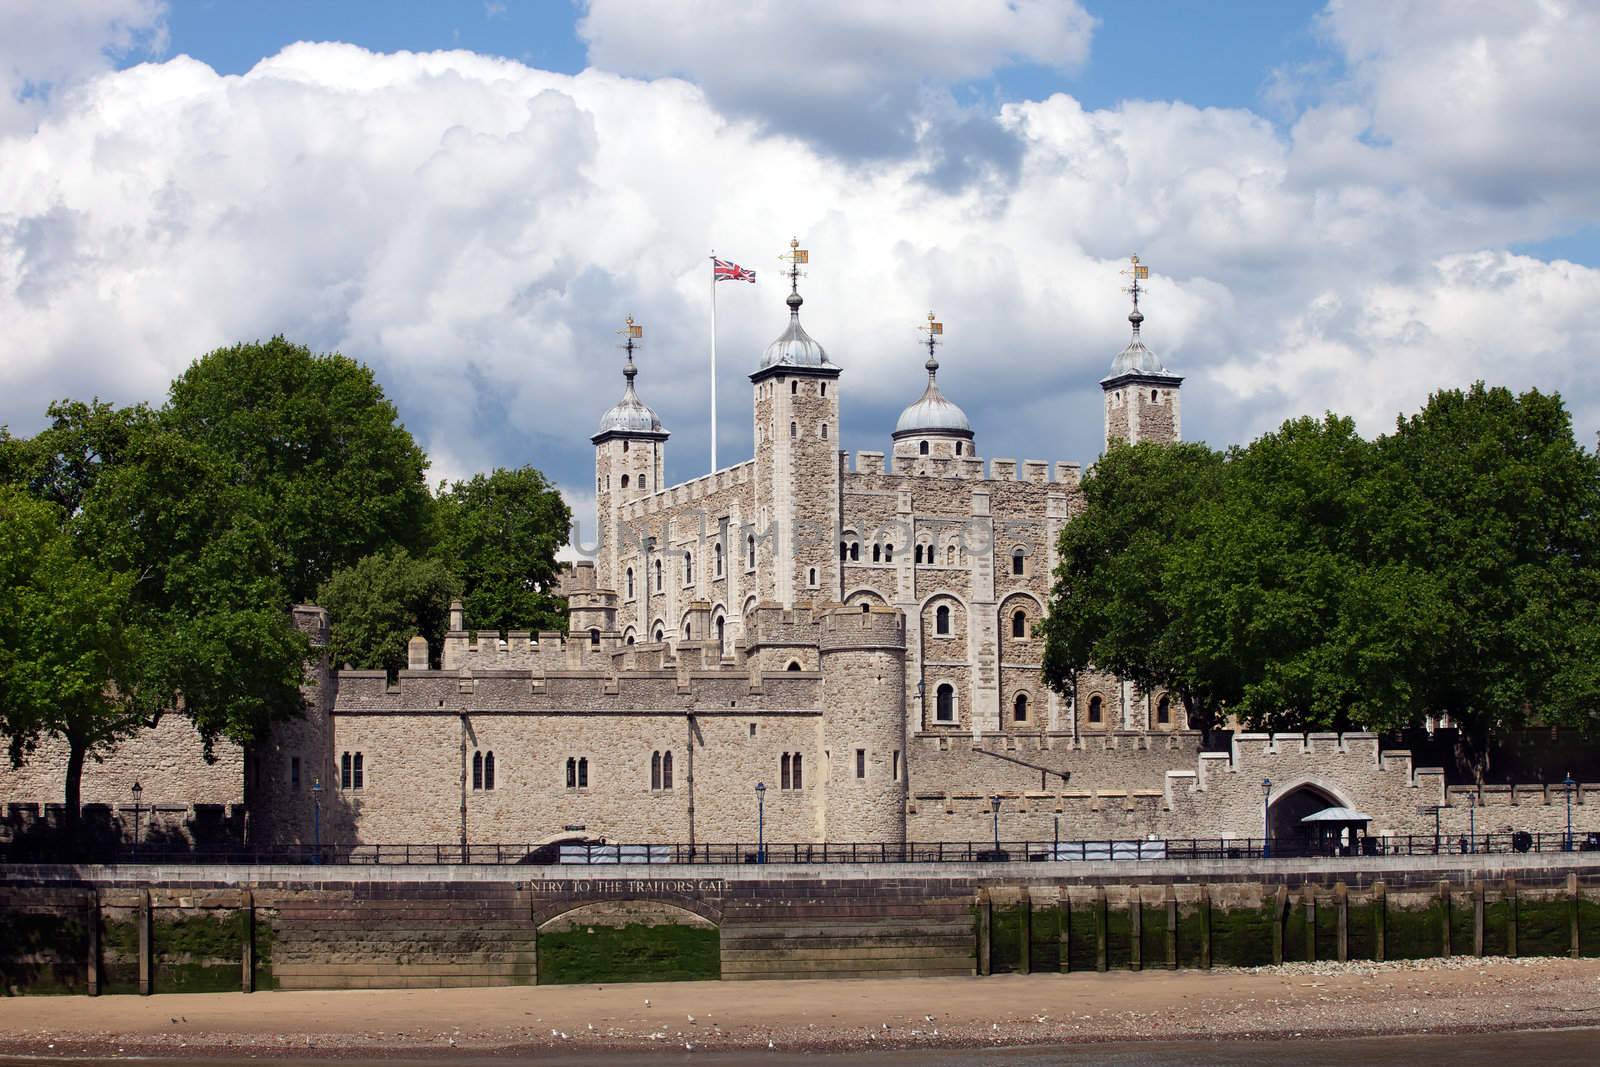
[4,0,1599,516]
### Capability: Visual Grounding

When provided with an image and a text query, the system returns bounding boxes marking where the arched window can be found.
[790,421,797,438]
[621,474,629,488]
[787,660,802,671]
[1012,548,1025,575]
[1012,610,1027,638]
[873,543,881,563]
[473,753,484,790]
[578,757,588,788]
[626,567,634,598]
[935,684,955,722]
[947,545,956,566]
[589,628,600,647]
[820,383,826,397]
[714,542,723,576]
[781,752,791,790]
[626,634,636,645]
[654,558,662,591]
[915,545,924,564]
[651,751,662,790]
[1157,695,1170,725]
[483,752,494,790]
[821,423,828,439]
[1088,695,1103,724]
[662,751,673,789]
[639,474,647,489]
[352,753,363,789]
[935,605,951,635]
[684,552,694,585]
[808,567,817,586]
[340,751,351,788]
[715,616,725,649]
[861,602,870,613]
[792,752,803,789]
[919,440,929,455]
[747,534,756,569]
[1014,693,1029,723]
[791,380,798,394]
[1152,389,1158,402]
[566,757,576,788]
[884,543,893,562]
[840,541,848,560]
[653,625,664,642]
[622,440,629,452]
[956,441,964,455]
[849,542,859,561]
[684,621,692,640]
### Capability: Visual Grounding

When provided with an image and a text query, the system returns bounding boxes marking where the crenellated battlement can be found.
[619,459,755,520]
[818,604,906,651]
[845,452,1082,485]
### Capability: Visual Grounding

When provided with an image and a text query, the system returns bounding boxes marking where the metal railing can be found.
[2,831,1596,866]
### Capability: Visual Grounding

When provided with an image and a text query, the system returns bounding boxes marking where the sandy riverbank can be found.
[1,956,1597,1060]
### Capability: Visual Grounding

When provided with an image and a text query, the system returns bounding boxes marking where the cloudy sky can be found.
[3,1,1598,534]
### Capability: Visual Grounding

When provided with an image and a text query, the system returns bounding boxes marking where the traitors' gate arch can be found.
[529,880,725,984]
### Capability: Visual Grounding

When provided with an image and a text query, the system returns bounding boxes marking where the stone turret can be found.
[1102,255,1182,449]
[819,604,907,843]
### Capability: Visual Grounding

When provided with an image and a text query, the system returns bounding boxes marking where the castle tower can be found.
[818,605,908,843]
[891,311,974,462]
[750,238,842,606]
[592,317,668,604]
[1102,255,1182,449]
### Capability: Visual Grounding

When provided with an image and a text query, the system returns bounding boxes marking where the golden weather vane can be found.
[617,315,642,369]
[918,310,944,359]
[779,236,809,294]
[1122,254,1149,307]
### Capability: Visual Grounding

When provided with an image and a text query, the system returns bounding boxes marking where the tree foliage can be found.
[162,336,431,604]
[432,466,571,637]
[1043,384,1600,754]
[317,549,458,674]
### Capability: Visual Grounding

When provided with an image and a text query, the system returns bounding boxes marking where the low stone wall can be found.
[2,854,1598,994]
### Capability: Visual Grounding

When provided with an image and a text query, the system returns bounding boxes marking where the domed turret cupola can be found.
[892,312,975,461]
[1101,255,1183,449]
[754,238,840,378]
[594,317,667,443]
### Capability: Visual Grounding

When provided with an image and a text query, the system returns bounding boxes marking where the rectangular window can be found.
[892,751,900,782]
[856,749,866,779]
[290,756,300,788]
[352,752,364,790]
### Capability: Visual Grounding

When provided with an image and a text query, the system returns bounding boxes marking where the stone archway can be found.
[1267,782,1344,849]
[534,899,720,985]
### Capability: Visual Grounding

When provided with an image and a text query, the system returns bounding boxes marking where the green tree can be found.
[0,488,143,839]
[1039,440,1229,739]
[1370,384,1600,761]
[162,337,431,603]
[432,466,570,635]
[317,548,458,673]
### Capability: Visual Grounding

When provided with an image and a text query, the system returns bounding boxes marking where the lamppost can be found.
[1261,778,1271,858]
[311,778,322,865]
[130,781,143,859]
[1564,772,1576,852]
[990,795,1002,853]
[755,782,766,864]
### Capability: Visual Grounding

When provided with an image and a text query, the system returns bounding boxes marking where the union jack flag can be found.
[713,257,756,283]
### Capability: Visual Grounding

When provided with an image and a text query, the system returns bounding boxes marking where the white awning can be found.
[1301,806,1373,823]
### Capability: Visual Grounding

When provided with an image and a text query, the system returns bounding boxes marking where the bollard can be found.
[976,890,992,976]
[1129,890,1142,972]
[241,890,255,993]
[1373,882,1386,963]
[85,889,100,997]
[138,891,152,996]
[1058,890,1071,973]
[1094,886,1108,973]
[1335,883,1348,963]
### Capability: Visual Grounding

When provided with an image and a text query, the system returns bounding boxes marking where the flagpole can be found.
[709,252,718,472]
